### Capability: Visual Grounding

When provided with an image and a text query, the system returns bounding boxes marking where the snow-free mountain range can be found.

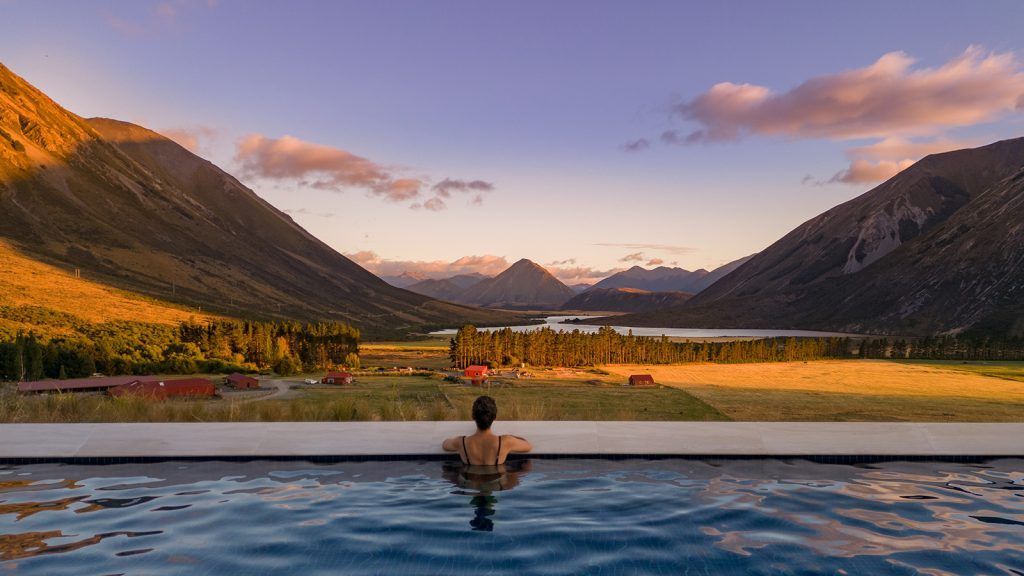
[1,61,1023,337]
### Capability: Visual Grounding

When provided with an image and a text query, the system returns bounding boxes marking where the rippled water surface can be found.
[1,459,1022,575]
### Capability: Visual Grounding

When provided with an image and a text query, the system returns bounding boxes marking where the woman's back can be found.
[460,433,504,466]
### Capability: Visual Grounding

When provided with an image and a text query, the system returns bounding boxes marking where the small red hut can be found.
[225,373,259,389]
[322,371,354,385]
[628,374,656,387]
[463,365,489,379]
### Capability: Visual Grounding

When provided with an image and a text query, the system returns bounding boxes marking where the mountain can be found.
[447,273,489,290]
[405,273,489,302]
[405,277,467,302]
[594,255,755,293]
[607,138,1024,336]
[380,272,428,288]
[458,259,576,310]
[562,287,692,313]
[0,62,517,338]
[569,283,592,293]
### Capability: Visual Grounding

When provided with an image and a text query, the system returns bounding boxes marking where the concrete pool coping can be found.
[0,422,1021,461]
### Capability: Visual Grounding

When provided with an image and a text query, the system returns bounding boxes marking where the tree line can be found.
[449,325,1024,368]
[0,317,360,382]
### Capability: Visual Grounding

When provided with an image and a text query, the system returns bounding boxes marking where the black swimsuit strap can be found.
[462,436,469,465]
[496,435,502,465]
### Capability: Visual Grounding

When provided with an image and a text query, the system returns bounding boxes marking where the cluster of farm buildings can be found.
[14,367,654,398]
[460,365,656,387]
[16,371,357,398]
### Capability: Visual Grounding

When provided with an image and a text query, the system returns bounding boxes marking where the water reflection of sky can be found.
[430,315,868,338]
[1,459,1021,574]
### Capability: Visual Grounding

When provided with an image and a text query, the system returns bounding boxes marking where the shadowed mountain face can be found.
[593,255,754,294]
[562,287,692,313]
[458,259,576,310]
[0,63,516,337]
[611,138,1024,336]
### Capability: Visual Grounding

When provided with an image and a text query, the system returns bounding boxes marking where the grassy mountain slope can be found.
[609,139,1024,336]
[0,62,517,338]
[0,240,216,336]
[561,287,692,313]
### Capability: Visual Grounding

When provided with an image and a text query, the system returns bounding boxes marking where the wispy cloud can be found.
[813,136,976,185]
[159,125,217,155]
[346,252,511,279]
[284,207,335,218]
[105,0,216,37]
[596,243,695,256]
[234,134,493,209]
[347,251,622,284]
[621,138,650,152]
[619,252,645,263]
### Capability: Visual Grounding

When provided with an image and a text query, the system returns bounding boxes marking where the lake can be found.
[431,315,865,338]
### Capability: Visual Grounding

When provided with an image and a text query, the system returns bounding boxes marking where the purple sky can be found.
[3,0,1024,283]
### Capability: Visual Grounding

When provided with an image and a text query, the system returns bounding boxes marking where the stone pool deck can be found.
[0,422,1021,460]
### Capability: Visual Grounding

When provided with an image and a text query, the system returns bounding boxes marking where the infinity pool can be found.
[1,458,1021,575]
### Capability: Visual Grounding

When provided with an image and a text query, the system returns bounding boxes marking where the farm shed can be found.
[109,378,216,399]
[322,371,354,385]
[628,374,656,387]
[225,373,259,389]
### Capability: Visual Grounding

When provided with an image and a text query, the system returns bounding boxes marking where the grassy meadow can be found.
[0,240,216,336]
[3,336,1024,423]
[600,360,1024,422]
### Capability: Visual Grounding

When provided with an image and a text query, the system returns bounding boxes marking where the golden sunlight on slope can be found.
[0,240,216,329]
[601,361,1024,421]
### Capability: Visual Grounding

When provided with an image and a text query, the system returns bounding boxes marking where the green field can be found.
[3,359,1024,423]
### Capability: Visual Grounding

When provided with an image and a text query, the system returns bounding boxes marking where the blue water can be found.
[430,315,866,339]
[1,458,1022,575]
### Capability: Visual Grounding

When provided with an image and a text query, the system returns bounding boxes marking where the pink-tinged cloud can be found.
[347,251,622,284]
[546,264,625,284]
[159,125,217,154]
[596,242,695,256]
[235,134,493,209]
[673,46,1024,143]
[346,251,511,279]
[826,137,976,184]
[235,134,423,203]
[645,258,665,266]
[829,159,916,184]
[619,252,645,263]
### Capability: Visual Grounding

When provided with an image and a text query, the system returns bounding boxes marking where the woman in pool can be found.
[442,395,532,466]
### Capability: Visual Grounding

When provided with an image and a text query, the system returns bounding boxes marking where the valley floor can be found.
[2,358,1023,424]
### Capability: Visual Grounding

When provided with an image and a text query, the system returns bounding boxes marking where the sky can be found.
[2,0,1024,283]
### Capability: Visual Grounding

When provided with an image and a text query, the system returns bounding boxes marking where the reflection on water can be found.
[1,458,1022,575]
[441,460,533,531]
[430,315,867,338]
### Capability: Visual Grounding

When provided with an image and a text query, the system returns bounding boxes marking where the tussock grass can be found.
[0,241,216,335]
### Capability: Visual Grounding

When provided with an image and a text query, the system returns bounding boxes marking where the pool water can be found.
[1,458,1022,575]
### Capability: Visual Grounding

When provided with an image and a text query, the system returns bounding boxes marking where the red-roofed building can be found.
[322,371,354,385]
[463,365,489,379]
[628,374,656,387]
[109,378,216,399]
[18,375,152,394]
[225,373,259,389]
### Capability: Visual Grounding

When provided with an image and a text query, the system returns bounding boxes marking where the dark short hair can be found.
[472,396,497,430]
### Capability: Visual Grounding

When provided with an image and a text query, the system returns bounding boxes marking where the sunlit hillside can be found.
[0,241,215,336]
